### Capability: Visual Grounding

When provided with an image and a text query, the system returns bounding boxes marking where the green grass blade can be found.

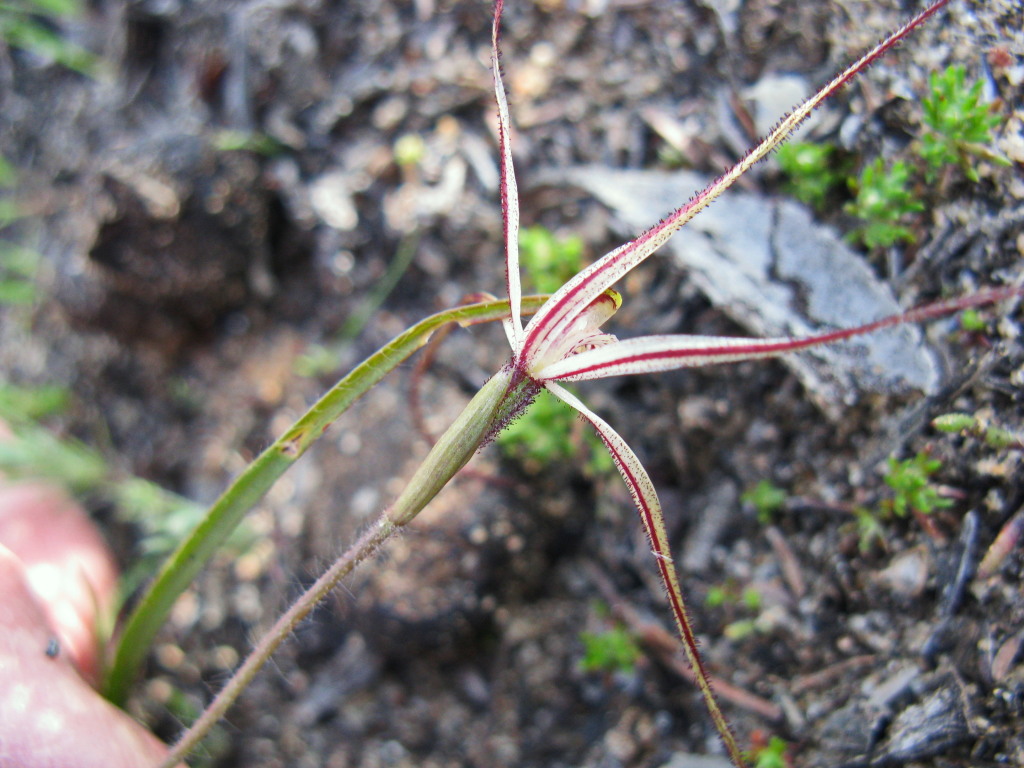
[105,294,547,704]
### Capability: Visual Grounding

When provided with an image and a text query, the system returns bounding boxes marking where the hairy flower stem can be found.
[159,518,395,768]
[160,365,539,767]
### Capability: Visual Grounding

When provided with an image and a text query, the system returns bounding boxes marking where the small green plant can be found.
[518,225,584,294]
[0,0,99,76]
[497,387,577,464]
[0,240,41,306]
[844,158,924,249]
[392,133,427,168]
[848,452,954,552]
[957,307,987,332]
[705,583,765,640]
[931,412,976,433]
[882,451,952,517]
[854,440,992,551]
[851,506,887,553]
[745,736,791,768]
[705,582,758,610]
[497,386,612,474]
[211,130,283,157]
[741,479,787,524]
[776,141,846,210]
[705,584,728,609]
[933,412,1018,449]
[0,426,107,492]
[0,157,42,306]
[779,67,1008,252]
[919,64,1007,182]
[578,625,642,675]
[0,381,70,419]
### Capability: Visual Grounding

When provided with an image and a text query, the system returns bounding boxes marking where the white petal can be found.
[492,0,523,351]
[535,333,802,381]
[543,381,740,763]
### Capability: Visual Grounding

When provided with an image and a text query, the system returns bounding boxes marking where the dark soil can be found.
[1,1,1022,767]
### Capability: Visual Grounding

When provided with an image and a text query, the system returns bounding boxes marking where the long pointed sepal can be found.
[544,381,747,767]
[536,286,1021,383]
[492,0,524,352]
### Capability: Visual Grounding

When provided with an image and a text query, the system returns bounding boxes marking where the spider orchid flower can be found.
[476,0,1018,764]
[379,0,1013,763]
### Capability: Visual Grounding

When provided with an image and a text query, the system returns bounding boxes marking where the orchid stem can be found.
[159,364,539,767]
[158,516,396,768]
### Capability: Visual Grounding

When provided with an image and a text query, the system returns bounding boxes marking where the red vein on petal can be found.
[492,0,523,350]
[545,287,1021,382]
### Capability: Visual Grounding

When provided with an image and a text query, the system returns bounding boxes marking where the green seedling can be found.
[742,480,787,524]
[851,506,887,553]
[741,587,761,612]
[980,426,1015,450]
[0,241,41,306]
[856,441,989,551]
[882,451,952,518]
[211,130,283,157]
[958,308,987,332]
[919,64,1007,182]
[518,225,585,295]
[0,155,40,305]
[933,412,1019,449]
[775,141,846,210]
[0,0,99,75]
[705,584,730,609]
[0,425,107,493]
[578,625,642,675]
[497,373,612,474]
[844,158,924,249]
[932,412,976,433]
[745,735,791,768]
[706,583,761,612]
[498,386,577,464]
[707,583,765,640]
[0,381,70,421]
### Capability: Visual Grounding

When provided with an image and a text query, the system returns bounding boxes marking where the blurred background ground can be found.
[0,0,1022,766]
